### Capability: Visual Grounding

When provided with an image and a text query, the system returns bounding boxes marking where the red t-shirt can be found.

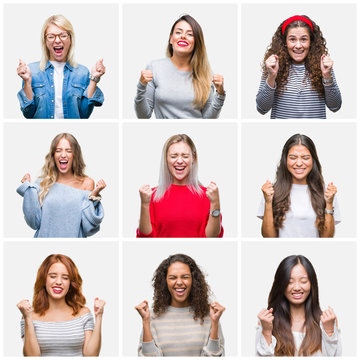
[137,185,224,238]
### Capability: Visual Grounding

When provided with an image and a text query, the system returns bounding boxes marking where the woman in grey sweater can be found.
[135,15,226,119]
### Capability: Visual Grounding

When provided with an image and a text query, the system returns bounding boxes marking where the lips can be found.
[52,286,63,294]
[177,41,189,47]
[291,292,304,299]
[174,166,185,173]
[59,159,68,170]
[53,46,64,55]
[174,288,186,295]
[293,168,305,174]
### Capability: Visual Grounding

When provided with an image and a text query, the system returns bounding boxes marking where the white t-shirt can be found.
[257,184,341,237]
[49,61,66,119]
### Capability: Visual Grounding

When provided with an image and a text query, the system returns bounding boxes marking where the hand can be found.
[320,306,337,336]
[257,308,274,334]
[209,302,225,323]
[91,59,106,79]
[17,59,32,82]
[140,70,153,85]
[324,182,337,205]
[261,180,274,204]
[139,185,154,206]
[21,173,31,183]
[265,55,279,79]
[94,297,106,317]
[320,54,333,79]
[212,74,225,95]
[17,299,33,319]
[91,179,106,197]
[135,300,150,322]
[206,182,220,207]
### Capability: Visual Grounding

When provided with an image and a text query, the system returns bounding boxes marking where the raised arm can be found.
[201,76,226,119]
[137,185,156,236]
[83,299,105,356]
[134,67,155,119]
[260,181,277,237]
[319,182,336,238]
[17,299,41,356]
[205,182,222,237]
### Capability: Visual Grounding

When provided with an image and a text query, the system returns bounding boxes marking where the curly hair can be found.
[272,134,326,234]
[268,255,322,356]
[152,254,210,322]
[33,254,86,316]
[38,133,87,205]
[262,15,328,96]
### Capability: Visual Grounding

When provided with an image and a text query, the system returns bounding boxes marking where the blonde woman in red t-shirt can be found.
[136,134,223,238]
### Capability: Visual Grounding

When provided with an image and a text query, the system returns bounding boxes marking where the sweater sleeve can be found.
[134,63,155,119]
[320,321,342,356]
[16,181,42,230]
[255,324,276,356]
[201,321,225,357]
[201,84,226,119]
[256,74,276,115]
[138,321,163,357]
[81,197,104,237]
[323,70,342,112]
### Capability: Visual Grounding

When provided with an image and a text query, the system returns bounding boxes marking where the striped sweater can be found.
[21,312,94,356]
[138,306,224,357]
[256,64,342,119]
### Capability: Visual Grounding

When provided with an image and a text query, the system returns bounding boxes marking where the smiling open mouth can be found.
[293,168,305,174]
[53,46,64,55]
[291,292,304,299]
[175,288,186,295]
[59,160,68,170]
[177,41,189,47]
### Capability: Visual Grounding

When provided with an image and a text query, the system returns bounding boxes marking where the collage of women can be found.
[0,0,358,358]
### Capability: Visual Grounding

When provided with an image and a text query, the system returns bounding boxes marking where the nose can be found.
[175,277,184,285]
[293,281,301,290]
[294,40,302,48]
[295,157,303,166]
[176,156,184,164]
[55,276,62,285]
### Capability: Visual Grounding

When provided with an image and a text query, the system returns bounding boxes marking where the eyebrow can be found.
[174,27,193,32]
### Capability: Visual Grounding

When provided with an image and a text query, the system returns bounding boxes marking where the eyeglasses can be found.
[45,32,69,42]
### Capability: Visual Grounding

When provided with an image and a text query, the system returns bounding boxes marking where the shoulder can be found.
[78,306,91,316]
[82,177,95,191]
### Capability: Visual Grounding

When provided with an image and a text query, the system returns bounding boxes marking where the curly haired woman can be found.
[16,133,106,237]
[256,15,341,118]
[135,254,225,356]
[17,254,106,356]
[134,14,225,119]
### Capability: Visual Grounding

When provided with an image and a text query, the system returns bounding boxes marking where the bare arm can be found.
[138,185,154,235]
[261,181,277,238]
[205,182,222,237]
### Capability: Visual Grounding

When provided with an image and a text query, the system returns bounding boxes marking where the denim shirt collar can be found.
[45,60,74,72]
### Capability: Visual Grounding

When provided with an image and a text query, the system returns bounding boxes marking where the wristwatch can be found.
[209,209,221,217]
[325,208,334,215]
[322,77,333,85]
[89,74,101,83]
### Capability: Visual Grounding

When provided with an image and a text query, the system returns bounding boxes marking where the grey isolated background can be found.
[241,3,357,119]
[4,3,119,119]
[122,122,238,237]
[241,122,356,238]
[122,240,238,356]
[3,241,119,356]
[241,241,357,356]
[122,3,238,119]
[4,122,119,238]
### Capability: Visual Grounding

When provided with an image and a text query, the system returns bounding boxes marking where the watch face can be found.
[212,209,221,217]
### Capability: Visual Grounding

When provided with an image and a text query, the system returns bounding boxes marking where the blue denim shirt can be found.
[17,61,104,119]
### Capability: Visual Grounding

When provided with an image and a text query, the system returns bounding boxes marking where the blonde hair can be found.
[39,133,86,205]
[40,15,77,71]
[167,15,211,110]
[154,134,202,202]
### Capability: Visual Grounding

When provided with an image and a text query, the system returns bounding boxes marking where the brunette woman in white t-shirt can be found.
[258,134,339,238]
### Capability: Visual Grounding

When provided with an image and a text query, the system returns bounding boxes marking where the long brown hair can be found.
[167,15,211,109]
[152,254,210,322]
[272,134,326,234]
[39,133,87,205]
[268,255,322,356]
[32,254,86,316]
[262,15,328,96]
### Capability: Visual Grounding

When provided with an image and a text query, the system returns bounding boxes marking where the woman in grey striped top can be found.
[17,254,105,356]
[135,254,225,356]
[256,15,341,119]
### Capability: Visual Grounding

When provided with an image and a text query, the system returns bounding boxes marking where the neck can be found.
[170,54,192,71]
[57,172,75,183]
[290,303,306,322]
[48,297,68,312]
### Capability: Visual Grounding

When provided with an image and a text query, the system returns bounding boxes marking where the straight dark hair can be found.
[268,255,322,356]
[272,134,326,234]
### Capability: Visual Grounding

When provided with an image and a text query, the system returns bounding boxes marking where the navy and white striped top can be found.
[256,64,342,119]
[21,312,94,357]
